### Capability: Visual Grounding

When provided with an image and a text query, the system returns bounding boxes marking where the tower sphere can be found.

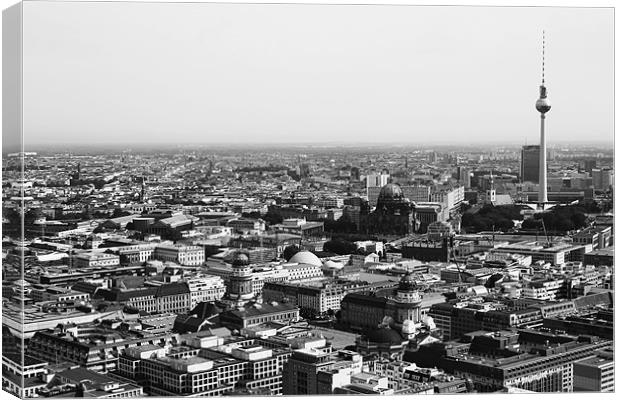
[536,98,551,114]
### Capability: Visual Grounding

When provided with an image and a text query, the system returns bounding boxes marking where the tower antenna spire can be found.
[542,30,546,85]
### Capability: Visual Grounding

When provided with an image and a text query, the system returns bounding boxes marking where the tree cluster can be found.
[323,239,358,255]
[461,205,524,233]
[521,205,588,233]
[323,215,358,234]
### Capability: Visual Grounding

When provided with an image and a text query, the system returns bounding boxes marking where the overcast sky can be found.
[20,2,613,146]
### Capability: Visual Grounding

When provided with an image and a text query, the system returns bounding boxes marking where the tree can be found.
[461,205,525,233]
[521,205,589,233]
[282,245,301,261]
[111,208,131,218]
[324,216,357,234]
[263,210,283,226]
[323,239,358,255]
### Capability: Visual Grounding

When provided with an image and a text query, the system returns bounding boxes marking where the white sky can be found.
[20,1,614,146]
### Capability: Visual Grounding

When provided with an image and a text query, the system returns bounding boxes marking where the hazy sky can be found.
[20,2,613,146]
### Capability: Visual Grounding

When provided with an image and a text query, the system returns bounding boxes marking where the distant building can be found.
[591,168,613,191]
[402,239,450,262]
[489,241,590,266]
[361,184,417,235]
[74,252,120,268]
[227,218,266,234]
[154,244,205,266]
[583,159,597,173]
[219,302,300,330]
[367,173,390,189]
[573,226,612,250]
[97,281,193,314]
[457,167,471,188]
[272,218,324,239]
[263,278,393,317]
[186,275,227,307]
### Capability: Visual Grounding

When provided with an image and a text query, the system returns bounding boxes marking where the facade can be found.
[74,252,120,268]
[96,282,192,314]
[154,244,205,266]
[185,275,226,307]
[218,302,300,330]
[118,244,156,265]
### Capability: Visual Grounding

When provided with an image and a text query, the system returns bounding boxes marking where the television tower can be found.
[535,31,551,207]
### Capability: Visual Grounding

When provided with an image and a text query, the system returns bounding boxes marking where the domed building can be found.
[224,251,256,307]
[339,273,424,333]
[288,251,322,268]
[355,317,412,360]
[394,273,422,323]
[361,183,418,235]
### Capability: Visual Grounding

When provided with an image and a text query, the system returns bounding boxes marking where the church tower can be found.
[226,251,255,308]
[485,172,496,204]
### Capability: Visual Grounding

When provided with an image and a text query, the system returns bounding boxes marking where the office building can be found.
[282,348,363,394]
[591,168,613,191]
[573,348,614,392]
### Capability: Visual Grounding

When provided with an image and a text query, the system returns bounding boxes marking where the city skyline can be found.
[1,2,615,397]
[8,2,614,149]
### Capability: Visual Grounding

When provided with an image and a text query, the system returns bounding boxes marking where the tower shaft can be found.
[538,114,548,204]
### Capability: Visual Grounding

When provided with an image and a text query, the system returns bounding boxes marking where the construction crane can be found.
[448,236,464,285]
[541,217,551,247]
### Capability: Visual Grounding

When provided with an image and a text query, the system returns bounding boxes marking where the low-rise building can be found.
[154,244,205,266]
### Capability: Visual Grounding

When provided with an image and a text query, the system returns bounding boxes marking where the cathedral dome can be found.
[231,252,250,267]
[399,273,418,291]
[379,183,403,199]
[365,326,406,345]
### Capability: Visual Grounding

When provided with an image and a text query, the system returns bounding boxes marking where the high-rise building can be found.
[402,185,431,203]
[366,172,390,189]
[592,168,613,191]
[521,145,540,183]
[457,167,471,188]
[584,159,597,173]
